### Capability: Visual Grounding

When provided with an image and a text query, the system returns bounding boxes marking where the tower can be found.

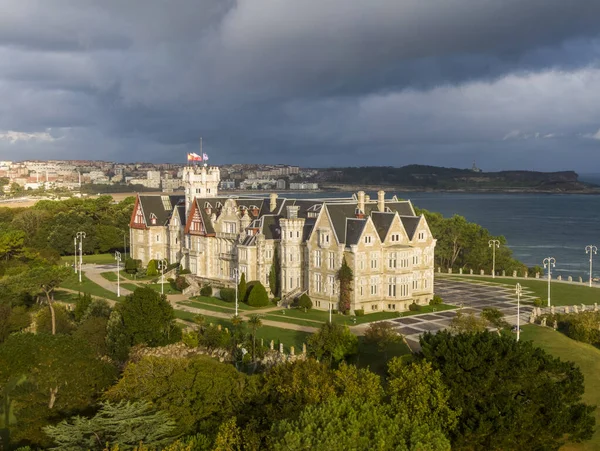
[183,165,220,217]
[279,205,305,297]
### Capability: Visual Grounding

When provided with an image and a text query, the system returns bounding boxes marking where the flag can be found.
[202,153,209,161]
[187,153,193,161]
[188,152,202,161]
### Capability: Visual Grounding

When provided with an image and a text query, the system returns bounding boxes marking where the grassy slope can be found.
[520,325,600,450]
[61,274,119,301]
[444,275,600,306]
[60,253,117,265]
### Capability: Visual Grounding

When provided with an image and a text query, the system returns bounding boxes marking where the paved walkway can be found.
[386,277,536,350]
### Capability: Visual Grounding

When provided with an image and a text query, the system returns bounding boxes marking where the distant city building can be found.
[220,179,236,190]
[276,179,287,190]
[130,164,435,314]
[289,182,318,190]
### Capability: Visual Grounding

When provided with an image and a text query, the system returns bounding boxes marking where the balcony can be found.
[219,253,236,261]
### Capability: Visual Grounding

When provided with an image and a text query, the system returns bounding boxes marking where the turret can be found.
[183,165,220,218]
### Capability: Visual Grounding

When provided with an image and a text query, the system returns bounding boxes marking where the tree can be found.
[124,258,139,274]
[307,322,358,365]
[105,356,250,436]
[43,401,178,450]
[0,229,26,261]
[146,259,158,277]
[336,257,353,314]
[480,307,510,329]
[237,272,247,302]
[296,293,312,310]
[363,322,402,358]
[386,359,459,434]
[0,333,116,446]
[117,286,180,348]
[449,311,488,333]
[269,247,280,297]
[332,362,384,404]
[259,359,336,423]
[269,397,451,451]
[247,282,269,307]
[73,316,110,357]
[73,292,93,322]
[247,314,263,362]
[25,265,73,335]
[36,304,76,335]
[419,330,595,450]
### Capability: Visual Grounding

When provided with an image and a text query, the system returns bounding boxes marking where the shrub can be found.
[247,282,269,307]
[481,307,509,329]
[272,297,281,305]
[354,309,365,317]
[200,285,213,297]
[238,273,247,302]
[408,302,421,312]
[146,259,158,277]
[332,309,338,315]
[174,276,189,291]
[179,268,191,275]
[124,258,140,274]
[430,295,443,306]
[244,281,257,302]
[533,298,543,307]
[297,293,313,310]
[220,288,236,302]
[182,331,199,348]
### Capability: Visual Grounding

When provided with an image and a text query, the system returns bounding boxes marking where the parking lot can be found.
[390,277,535,350]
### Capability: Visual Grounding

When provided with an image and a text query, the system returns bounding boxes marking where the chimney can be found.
[357,191,365,214]
[270,193,278,212]
[378,190,385,212]
[286,205,299,219]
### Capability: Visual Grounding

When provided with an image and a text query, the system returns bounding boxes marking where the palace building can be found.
[129,164,436,313]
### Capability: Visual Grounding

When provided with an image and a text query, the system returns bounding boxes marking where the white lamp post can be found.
[488,239,500,278]
[585,245,597,287]
[76,231,86,283]
[232,268,239,317]
[114,251,121,297]
[73,237,77,273]
[543,257,556,307]
[515,283,522,342]
[157,259,168,295]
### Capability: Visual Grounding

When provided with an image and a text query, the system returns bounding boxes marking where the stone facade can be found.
[130,165,436,314]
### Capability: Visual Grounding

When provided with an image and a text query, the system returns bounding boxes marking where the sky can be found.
[1,0,600,172]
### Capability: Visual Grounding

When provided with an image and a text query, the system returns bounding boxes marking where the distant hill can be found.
[313,165,599,193]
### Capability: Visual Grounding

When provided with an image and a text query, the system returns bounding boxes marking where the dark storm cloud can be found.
[1,0,600,169]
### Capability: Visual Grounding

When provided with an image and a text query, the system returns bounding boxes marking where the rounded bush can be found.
[200,285,213,297]
[220,287,236,302]
[297,293,313,310]
[355,309,365,317]
[430,295,443,306]
[408,302,421,312]
[247,282,269,307]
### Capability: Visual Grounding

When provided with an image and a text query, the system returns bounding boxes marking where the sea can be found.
[277,190,600,280]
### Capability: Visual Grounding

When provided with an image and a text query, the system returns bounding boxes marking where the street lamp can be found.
[543,257,556,307]
[585,245,597,287]
[515,283,522,342]
[157,259,168,295]
[114,251,121,297]
[488,239,500,278]
[232,268,239,317]
[73,237,77,274]
[76,231,86,283]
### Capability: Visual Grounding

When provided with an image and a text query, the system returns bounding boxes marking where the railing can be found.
[219,253,236,261]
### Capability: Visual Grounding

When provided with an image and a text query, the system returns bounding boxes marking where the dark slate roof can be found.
[370,212,395,241]
[345,218,367,245]
[323,203,357,244]
[261,215,281,240]
[400,216,421,240]
[138,195,184,226]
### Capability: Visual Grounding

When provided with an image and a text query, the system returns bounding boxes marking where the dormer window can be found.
[319,229,331,247]
[390,234,400,242]
[364,236,372,244]
[418,231,426,241]
[150,213,157,225]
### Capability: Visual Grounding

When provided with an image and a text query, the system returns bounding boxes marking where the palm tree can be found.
[193,314,206,334]
[248,314,263,361]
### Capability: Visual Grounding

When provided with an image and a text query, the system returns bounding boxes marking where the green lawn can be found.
[174,310,310,352]
[178,300,238,315]
[60,253,118,265]
[119,270,155,281]
[189,296,262,311]
[263,314,320,329]
[266,304,455,327]
[61,274,119,301]
[443,275,600,306]
[520,325,600,450]
[121,283,140,292]
[100,271,119,282]
[146,283,182,295]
